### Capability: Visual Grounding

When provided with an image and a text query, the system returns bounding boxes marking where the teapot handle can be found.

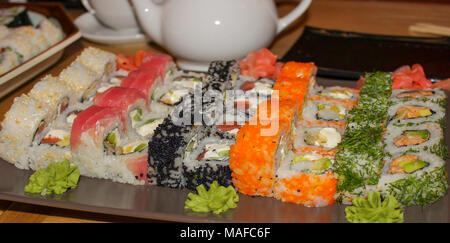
[81,0,95,14]
[277,0,311,34]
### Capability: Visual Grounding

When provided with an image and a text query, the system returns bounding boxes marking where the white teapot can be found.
[131,0,311,71]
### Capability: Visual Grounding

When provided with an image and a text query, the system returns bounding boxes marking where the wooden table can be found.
[0,0,449,223]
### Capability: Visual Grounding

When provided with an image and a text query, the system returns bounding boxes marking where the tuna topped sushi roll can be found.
[140,52,176,83]
[70,105,145,184]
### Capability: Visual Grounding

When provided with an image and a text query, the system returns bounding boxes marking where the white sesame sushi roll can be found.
[0,94,55,169]
[0,49,19,75]
[0,25,10,40]
[0,33,34,62]
[29,75,75,113]
[37,18,64,46]
[12,26,49,55]
[58,62,101,103]
[75,47,116,81]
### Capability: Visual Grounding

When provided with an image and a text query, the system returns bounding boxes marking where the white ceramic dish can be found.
[0,2,82,99]
[74,12,148,45]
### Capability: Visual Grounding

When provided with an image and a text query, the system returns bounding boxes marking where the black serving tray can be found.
[282,26,450,80]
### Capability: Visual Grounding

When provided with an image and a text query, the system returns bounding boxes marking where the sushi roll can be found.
[384,122,447,159]
[140,52,176,83]
[0,6,32,28]
[93,86,149,134]
[147,116,198,188]
[229,99,301,197]
[38,18,64,46]
[28,75,74,114]
[273,150,337,207]
[310,86,359,102]
[70,105,146,184]
[58,61,102,103]
[0,94,54,169]
[334,72,392,203]
[182,126,235,190]
[372,151,448,206]
[387,99,445,125]
[0,32,34,62]
[12,26,49,55]
[301,99,351,123]
[0,25,9,39]
[75,47,116,81]
[0,49,19,74]
[205,60,239,93]
[293,121,344,152]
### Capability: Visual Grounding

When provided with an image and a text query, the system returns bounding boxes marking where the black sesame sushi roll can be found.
[182,125,235,190]
[147,116,198,188]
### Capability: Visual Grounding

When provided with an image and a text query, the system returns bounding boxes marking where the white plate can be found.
[74,12,149,45]
[0,7,82,99]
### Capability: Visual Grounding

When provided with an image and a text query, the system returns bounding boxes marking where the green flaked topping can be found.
[24,160,80,196]
[334,72,392,195]
[184,181,238,215]
[345,192,404,223]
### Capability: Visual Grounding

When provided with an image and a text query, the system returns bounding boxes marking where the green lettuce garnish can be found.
[345,192,404,223]
[185,181,239,215]
[24,160,80,195]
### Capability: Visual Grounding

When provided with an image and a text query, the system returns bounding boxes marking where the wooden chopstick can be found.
[409,23,450,37]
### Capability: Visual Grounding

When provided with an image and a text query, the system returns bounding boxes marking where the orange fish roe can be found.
[230,62,315,198]
[274,172,337,207]
[279,61,317,80]
[230,121,291,197]
[273,77,309,106]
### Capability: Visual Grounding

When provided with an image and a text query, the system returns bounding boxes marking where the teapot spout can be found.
[131,0,164,45]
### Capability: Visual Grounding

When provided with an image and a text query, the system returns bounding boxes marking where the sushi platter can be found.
[0,2,81,99]
[0,43,448,222]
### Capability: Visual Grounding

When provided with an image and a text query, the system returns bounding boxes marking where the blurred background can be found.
[6,0,450,9]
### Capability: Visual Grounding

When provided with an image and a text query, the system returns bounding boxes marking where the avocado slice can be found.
[418,108,432,117]
[404,130,430,140]
[399,159,429,173]
[310,158,333,174]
